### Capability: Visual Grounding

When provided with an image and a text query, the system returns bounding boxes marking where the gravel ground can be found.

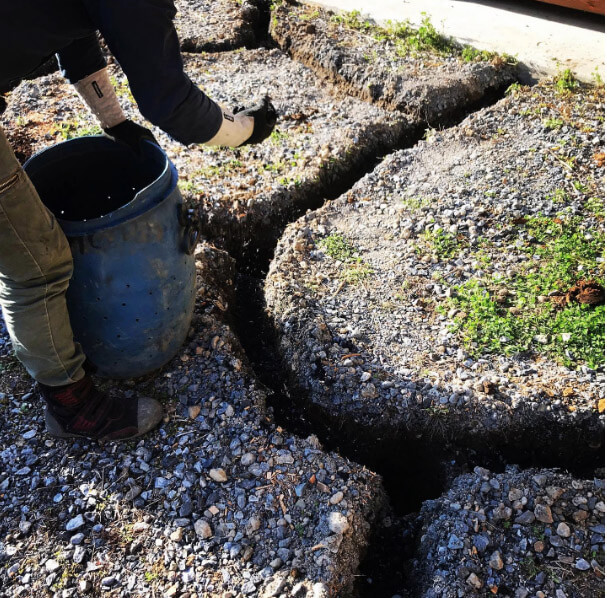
[269,2,516,122]
[1,4,604,597]
[0,243,386,597]
[173,0,263,52]
[265,80,605,464]
[412,466,605,598]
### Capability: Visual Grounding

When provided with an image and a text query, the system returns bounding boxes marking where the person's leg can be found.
[0,126,86,385]
[0,127,162,440]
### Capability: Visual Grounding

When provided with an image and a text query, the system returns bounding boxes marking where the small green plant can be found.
[352,13,457,58]
[318,234,358,261]
[554,68,579,94]
[506,82,523,96]
[584,196,604,217]
[402,196,431,210]
[269,129,289,144]
[543,117,564,130]
[330,9,372,31]
[411,13,451,54]
[546,188,569,204]
[178,179,204,195]
[341,262,373,283]
[461,46,494,62]
[318,234,373,283]
[53,119,102,140]
[592,66,604,87]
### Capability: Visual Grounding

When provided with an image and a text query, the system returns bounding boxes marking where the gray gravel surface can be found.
[413,466,605,598]
[0,244,386,597]
[174,0,263,52]
[1,5,604,596]
[265,80,605,457]
[270,2,516,121]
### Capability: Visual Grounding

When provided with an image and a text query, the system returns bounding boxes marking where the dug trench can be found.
[199,85,606,595]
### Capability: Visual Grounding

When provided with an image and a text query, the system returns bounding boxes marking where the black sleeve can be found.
[81,0,222,145]
[56,33,106,84]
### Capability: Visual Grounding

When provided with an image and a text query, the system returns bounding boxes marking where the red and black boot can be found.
[39,375,163,441]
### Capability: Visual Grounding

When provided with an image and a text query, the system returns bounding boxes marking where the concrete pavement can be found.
[305,0,605,82]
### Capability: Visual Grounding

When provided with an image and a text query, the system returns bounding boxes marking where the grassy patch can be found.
[318,233,373,283]
[51,117,102,140]
[319,234,358,261]
[461,46,495,63]
[331,10,457,57]
[420,228,463,259]
[442,215,604,368]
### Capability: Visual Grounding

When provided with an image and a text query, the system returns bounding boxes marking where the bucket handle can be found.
[178,204,200,255]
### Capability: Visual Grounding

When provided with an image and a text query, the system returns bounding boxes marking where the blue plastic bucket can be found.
[24,137,198,378]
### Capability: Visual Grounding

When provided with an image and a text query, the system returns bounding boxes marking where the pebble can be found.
[209,468,228,483]
[170,528,184,542]
[489,550,504,570]
[534,504,553,524]
[66,514,85,531]
[329,491,344,505]
[45,559,61,573]
[194,519,213,539]
[556,522,571,538]
[575,558,591,570]
[466,572,482,589]
[328,512,349,534]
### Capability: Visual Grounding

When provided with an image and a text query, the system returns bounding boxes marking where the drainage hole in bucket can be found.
[116,334,121,338]
[103,316,108,321]
[122,303,127,307]
[135,318,140,323]
[126,284,130,288]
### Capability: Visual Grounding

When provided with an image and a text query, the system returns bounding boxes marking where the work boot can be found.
[39,375,163,441]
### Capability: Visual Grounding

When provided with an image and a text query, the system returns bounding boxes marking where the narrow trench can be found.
[208,13,602,598]
[222,91,511,596]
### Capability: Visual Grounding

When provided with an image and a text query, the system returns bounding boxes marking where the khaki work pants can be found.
[0,126,85,386]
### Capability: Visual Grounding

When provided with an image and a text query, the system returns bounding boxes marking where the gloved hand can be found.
[103,120,158,154]
[234,97,277,146]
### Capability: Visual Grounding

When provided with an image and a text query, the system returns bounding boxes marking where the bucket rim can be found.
[24,136,178,236]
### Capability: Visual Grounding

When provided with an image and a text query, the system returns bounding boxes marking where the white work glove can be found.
[204,97,277,147]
